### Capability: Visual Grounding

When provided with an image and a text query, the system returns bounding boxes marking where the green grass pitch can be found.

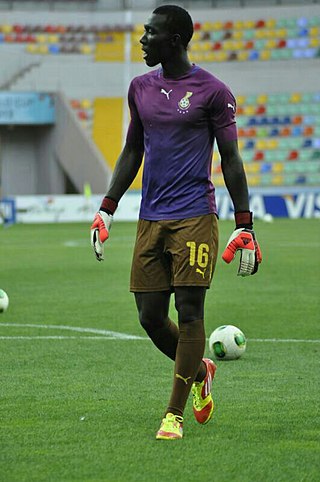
[0,219,319,482]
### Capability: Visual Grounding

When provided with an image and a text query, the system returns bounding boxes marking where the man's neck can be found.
[161,53,193,79]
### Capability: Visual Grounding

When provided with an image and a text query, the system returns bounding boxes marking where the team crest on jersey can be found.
[177,91,193,114]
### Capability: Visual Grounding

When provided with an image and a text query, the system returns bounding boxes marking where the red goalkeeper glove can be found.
[90,197,117,261]
[222,211,262,276]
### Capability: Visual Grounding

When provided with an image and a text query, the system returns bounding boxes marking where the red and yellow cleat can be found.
[192,358,217,424]
[156,412,183,440]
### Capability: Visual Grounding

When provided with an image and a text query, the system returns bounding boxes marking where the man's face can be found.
[140,13,173,66]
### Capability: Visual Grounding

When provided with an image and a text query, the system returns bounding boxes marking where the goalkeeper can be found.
[91,4,262,441]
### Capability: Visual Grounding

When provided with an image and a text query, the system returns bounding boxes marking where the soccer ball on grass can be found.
[209,325,246,360]
[0,289,9,313]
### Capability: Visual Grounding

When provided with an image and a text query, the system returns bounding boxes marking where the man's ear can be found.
[171,33,182,47]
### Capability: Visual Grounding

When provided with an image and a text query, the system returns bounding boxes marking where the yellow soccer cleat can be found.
[156,413,183,440]
[192,358,217,424]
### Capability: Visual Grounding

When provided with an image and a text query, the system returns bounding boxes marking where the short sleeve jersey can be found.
[126,65,237,220]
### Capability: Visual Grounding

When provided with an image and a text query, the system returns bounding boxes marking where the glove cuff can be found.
[100,196,118,215]
[235,211,253,229]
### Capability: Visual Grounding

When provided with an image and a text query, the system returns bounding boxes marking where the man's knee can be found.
[174,287,206,323]
[135,291,171,332]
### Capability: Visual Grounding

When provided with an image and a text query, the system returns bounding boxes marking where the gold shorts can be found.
[130,214,219,292]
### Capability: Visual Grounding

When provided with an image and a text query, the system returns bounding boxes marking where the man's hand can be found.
[90,211,113,261]
[90,197,118,262]
[222,228,262,276]
[222,212,262,276]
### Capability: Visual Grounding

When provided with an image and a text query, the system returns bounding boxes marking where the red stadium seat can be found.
[212,42,222,51]
[277,39,287,48]
[256,105,266,115]
[223,21,233,30]
[255,19,266,29]
[70,99,81,109]
[254,151,265,161]
[288,150,299,160]
[13,24,25,33]
[280,127,291,136]
[292,115,303,124]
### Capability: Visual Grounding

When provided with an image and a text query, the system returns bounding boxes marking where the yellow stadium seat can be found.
[48,34,59,43]
[257,94,268,104]
[38,45,49,54]
[290,93,302,103]
[245,163,260,174]
[237,51,249,61]
[267,139,278,149]
[260,50,271,61]
[255,29,267,39]
[309,27,319,37]
[248,175,261,186]
[222,40,233,50]
[80,44,93,55]
[26,44,38,53]
[211,21,223,31]
[265,39,277,49]
[204,41,213,51]
[234,40,244,50]
[233,31,243,40]
[244,105,255,116]
[234,21,244,30]
[275,28,287,38]
[267,30,276,39]
[310,38,320,47]
[203,52,216,62]
[190,42,201,52]
[273,163,284,173]
[36,34,47,43]
[190,52,204,62]
[243,20,255,29]
[216,51,228,61]
[236,95,246,106]
[266,19,276,29]
[256,140,267,150]
[272,175,284,185]
[2,24,13,33]
[81,99,92,110]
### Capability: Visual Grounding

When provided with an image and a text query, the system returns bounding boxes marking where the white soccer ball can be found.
[0,289,9,313]
[209,325,246,360]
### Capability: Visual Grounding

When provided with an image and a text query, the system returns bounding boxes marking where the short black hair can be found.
[153,4,194,48]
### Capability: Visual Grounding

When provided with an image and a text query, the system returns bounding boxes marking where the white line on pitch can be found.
[0,323,145,340]
[0,323,319,344]
[0,336,126,340]
[249,338,320,343]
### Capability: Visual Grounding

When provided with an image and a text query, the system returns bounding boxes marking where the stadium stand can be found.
[0,1,319,195]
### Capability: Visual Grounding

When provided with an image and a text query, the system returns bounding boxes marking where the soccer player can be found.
[91,5,262,440]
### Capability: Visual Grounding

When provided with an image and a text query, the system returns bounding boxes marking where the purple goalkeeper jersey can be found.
[126,65,237,220]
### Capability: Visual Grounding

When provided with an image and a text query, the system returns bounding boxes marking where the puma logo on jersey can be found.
[196,268,206,278]
[160,88,172,100]
[227,103,235,111]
